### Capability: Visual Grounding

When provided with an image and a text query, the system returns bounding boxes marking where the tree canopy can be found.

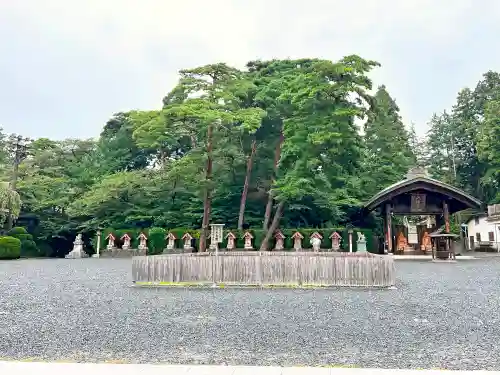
[1,55,498,254]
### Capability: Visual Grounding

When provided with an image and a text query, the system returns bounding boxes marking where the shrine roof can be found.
[364,169,482,213]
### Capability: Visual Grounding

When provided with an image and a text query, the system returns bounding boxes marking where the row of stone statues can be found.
[103,230,367,252]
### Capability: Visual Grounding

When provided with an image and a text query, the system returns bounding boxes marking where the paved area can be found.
[0,257,499,370]
[1,361,498,374]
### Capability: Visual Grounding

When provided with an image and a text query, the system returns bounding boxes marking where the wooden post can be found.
[443,201,450,234]
[386,203,392,253]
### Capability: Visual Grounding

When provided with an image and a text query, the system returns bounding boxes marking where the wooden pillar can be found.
[386,203,392,253]
[443,201,450,234]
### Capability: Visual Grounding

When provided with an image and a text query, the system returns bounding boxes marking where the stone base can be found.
[65,250,89,259]
[100,248,147,258]
[91,254,100,258]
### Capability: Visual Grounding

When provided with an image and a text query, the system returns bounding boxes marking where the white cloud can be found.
[1,0,500,138]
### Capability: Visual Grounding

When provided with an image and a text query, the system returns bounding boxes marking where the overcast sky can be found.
[0,0,499,140]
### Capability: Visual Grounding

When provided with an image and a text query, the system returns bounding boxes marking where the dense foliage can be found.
[0,236,21,259]
[0,55,497,255]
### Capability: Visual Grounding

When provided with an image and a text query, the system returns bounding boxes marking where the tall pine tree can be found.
[363,85,414,196]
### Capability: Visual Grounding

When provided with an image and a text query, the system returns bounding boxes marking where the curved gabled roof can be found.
[364,174,482,213]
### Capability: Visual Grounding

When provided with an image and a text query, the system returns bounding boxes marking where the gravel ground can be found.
[0,257,500,370]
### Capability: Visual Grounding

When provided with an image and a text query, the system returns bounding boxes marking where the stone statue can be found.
[421,231,432,252]
[356,232,367,252]
[311,237,321,252]
[397,232,408,252]
[65,234,88,259]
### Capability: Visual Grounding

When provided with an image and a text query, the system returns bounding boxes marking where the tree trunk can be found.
[199,124,213,252]
[263,132,284,230]
[260,201,284,251]
[5,161,19,232]
[237,139,257,229]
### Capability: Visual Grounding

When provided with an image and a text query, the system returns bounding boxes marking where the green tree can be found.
[259,55,379,250]
[477,99,500,203]
[363,85,415,196]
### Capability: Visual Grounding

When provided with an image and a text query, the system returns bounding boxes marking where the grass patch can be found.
[133,281,355,289]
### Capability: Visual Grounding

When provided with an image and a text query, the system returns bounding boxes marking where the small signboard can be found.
[411,193,426,212]
[408,224,418,244]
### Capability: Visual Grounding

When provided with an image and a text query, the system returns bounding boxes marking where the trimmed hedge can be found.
[0,236,22,259]
[97,227,376,253]
[8,227,28,236]
[7,226,41,257]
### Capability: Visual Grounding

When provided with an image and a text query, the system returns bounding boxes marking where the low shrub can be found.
[8,227,28,236]
[7,226,39,257]
[0,236,22,259]
[20,240,40,257]
[148,227,166,255]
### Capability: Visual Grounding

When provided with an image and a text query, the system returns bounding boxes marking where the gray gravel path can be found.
[0,257,499,370]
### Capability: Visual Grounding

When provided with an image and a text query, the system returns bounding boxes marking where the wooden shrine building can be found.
[364,167,482,255]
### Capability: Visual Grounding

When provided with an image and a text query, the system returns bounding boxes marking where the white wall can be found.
[467,216,500,250]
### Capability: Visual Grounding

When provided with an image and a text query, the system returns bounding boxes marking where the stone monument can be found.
[357,232,367,252]
[65,234,88,259]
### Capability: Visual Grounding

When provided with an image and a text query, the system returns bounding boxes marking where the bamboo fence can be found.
[132,252,395,287]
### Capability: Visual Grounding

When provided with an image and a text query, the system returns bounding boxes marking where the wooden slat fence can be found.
[132,252,395,287]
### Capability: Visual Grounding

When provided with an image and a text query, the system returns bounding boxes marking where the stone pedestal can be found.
[65,234,89,259]
[357,240,367,252]
[100,248,147,258]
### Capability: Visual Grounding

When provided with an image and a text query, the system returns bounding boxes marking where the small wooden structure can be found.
[225,232,237,250]
[165,232,177,250]
[364,167,482,254]
[329,231,342,251]
[274,231,286,251]
[120,233,132,250]
[429,230,458,260]
[242,231,254,250]
[106,233,116,250]
[181,233,194,251]
[138,232,148,251]
[291,232,304,251]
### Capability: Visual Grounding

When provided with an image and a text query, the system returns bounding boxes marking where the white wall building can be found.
[466,205,500,250]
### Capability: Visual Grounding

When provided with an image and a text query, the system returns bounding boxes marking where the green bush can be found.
[21,240,39,257]
[0,236,22,259]
[148,227,165,255]
[8,227,28,236]
[12,233,33,242]
[6,226,39,257]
